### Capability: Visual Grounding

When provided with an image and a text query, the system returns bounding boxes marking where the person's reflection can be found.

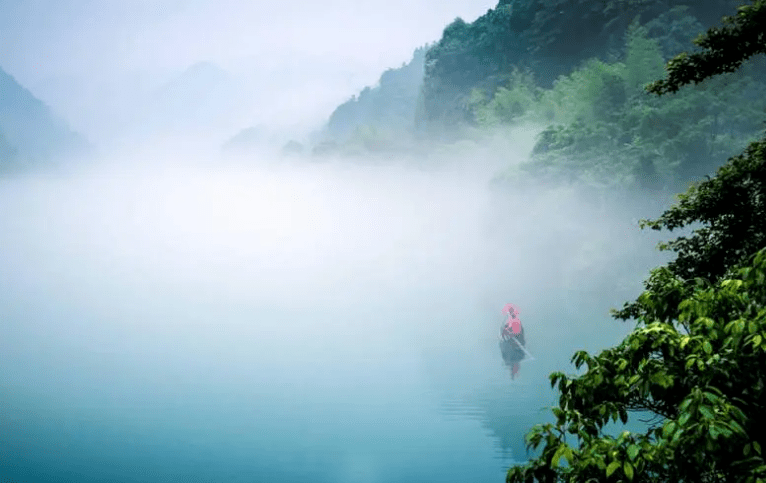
[499,335,526,379]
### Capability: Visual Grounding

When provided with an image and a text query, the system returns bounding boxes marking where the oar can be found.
[510,336,535,361]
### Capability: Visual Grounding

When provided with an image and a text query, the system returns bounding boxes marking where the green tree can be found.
[624,21,666,94]
[507,2,766,481]
[325,46,426,143]
[510,12,766,193]
[539,59,627,126]
[647,0,766,95]
[471,68,540,127]
[614,138,766,323]
[617,0,766,321]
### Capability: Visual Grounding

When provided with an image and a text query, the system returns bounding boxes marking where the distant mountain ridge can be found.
[129,61,254,140]
[316,0,747,145]
[219,47,430,158]
[0,67,90,172]
[323,46,427,142]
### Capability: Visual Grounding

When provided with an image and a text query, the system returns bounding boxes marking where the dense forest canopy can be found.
[484,24,766,194]
[417,0,746,131]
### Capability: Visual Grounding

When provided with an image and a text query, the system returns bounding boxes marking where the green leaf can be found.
[563,446,574,464]
[729,418,746,436]
[699,405,715,420]
[717,425,733,438]
[663,421,677,438]
[627,444,640,461]
[594,373,604,385]
[703,391,720,403]
[618,431,630,443]
[624,461,635,481]
[551,445,566,468]
[679,411,692,426]
[703,340,713,354]
[721,279,743,291]
[606,461,621,477]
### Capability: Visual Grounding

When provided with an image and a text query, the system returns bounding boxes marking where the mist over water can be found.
[1,145,666,482]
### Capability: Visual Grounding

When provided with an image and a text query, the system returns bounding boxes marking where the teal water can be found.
[0,161,659,482]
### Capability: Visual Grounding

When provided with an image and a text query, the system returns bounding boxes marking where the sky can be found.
[0,0,498,142]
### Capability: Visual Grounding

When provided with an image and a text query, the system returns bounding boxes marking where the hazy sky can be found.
[1,0,497,139]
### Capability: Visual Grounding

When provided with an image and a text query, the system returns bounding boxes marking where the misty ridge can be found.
[2,1,766,482]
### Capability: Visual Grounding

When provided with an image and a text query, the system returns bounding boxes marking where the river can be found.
[0,155,662,482]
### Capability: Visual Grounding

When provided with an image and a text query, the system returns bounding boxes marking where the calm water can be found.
[1,159,650,482]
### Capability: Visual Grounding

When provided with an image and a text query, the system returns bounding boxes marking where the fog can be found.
[1,2,674,481]
[1,135,670,481]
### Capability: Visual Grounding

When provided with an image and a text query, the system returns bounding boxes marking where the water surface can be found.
[1,158,654,482]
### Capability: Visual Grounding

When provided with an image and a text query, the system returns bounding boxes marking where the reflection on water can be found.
[0,161,657,482]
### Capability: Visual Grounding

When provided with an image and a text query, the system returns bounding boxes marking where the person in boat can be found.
[500,303,525,346]
[499,303,526,379]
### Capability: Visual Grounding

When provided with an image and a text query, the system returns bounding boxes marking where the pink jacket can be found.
[502,303,522,335]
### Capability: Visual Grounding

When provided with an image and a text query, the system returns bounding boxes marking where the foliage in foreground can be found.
[647,0,766,95]
[507,2,766,481]
[507,249,766,482]
[613,138,766,323]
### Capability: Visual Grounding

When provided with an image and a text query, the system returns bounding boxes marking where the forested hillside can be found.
[313,46,428,155]
[319,0,766,196]
[482,21,766,193]
[419,0,744,132]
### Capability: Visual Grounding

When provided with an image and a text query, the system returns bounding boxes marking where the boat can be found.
[499,323,533,379]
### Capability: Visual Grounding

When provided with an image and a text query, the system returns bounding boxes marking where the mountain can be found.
[220,125,267,153]
[322,46,427,143]
[222,45,428,159]
[417,0,745,135]
[318,1,745,147]
[0,67,90,172]
[131,61,254,139]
